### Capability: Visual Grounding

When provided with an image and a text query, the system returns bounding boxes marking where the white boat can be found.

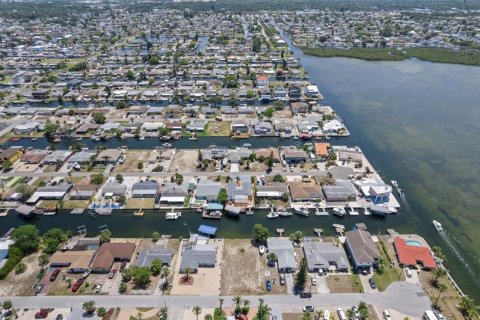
[162,143,172,148]
[267,212,279,219]
[294,207,309,216]
[332,207,346,216]
[348,206,359,216]
[391,180,403,194]
[259,245,265,255]
[433,220,443,232]
[139,136,145,140]
[332,224,345,230]
[363,207,371,215]
[369,205,389,217]
[91,136,100,142]
[166,210,182,220]
[277,210,293,217]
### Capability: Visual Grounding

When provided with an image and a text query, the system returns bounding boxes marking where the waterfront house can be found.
[26,182,72,204]
[354,179,392,204]
[195,178,223,202]
[69,184,97,200]
[21,149,47,164]
[226,176,252,205]
[254,121,273,135]
[31,89,49,100]
[344,229,380,271]
[258,86,271,101]
[289,85,302,99]
[132,180,159,198]
[135,247,174,267]
[102,183,127,197]
[91,242,136,274]
[291,102,308,114]
[297,120,320,133]
[323,119,345,134]
[13,121,41,135]
[50,250,96,273]
[96,149,122,164]
[256,183,289,199]
[231,120,249,134]
[68,150,97,164]
[0,147,23,163]
[336,146,363,163]
[159,183,188,204]
[267,238,297,273]
[256,75,269,87]
[314,143,331,161]
[179,242,217,274]
[393,237,436,270]
[322,180,357,202]
[141,122,164,132]
[304,85,323,99]
[186,120,208,132]
[283,149,308,164]
[303,240,349,272]
[289,181,323,202]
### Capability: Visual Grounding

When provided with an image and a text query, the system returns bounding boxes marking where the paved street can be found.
[0,282,431,318]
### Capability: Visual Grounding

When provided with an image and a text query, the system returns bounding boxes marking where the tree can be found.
[151,231,160,242]
[183,268,191,282]
[315,310,324,320]
[82,301,96,315]
[267,152,274,169]
[2,300,12,310]
[289,231,304,244]
[217,188,228,206]
[358,302,369,320]
[92,112,106,124]
[232,296,242,314]
[43,228,67,255]
[16,184,34,201]
[161,266,171,286]
[132,266,152,288]
[295,258,308,291]
[255,298,271,320]
[119,282,127,294]
[116,174,124,183]
[2,160,13,172]
[263,107,274,118]
[38,253,49,267]
[90,173,104,185]
[44,122,59,138]
[125,70,135,80]
[435,282,448,306]
[97,307,107,317]
[267,252,277,266]
[241,299,250,316]
[273,174,285,183]
[252,224,270,244]
[460,295,479,319]
[15,262,26,274]
[137,162,144,170]
[150,258,163,276]
[11,225,40,254]
[193,306,202,320]
[432,267,447,287]
[99,229,111,244]
[301,312,313,320]
[252,36,262,52]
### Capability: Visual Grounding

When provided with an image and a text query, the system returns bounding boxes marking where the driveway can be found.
[360,274,378,293]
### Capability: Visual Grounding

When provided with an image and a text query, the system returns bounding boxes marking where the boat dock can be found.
[314,228,324,237]
[276,228,285,236]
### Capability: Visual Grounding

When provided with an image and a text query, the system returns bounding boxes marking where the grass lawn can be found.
[124,198,155,209]
[0,74,13,85]
[373,241,402,291]
[326,274,363,293]
[203,121,231,136]
[38,200,59,210]
[61,200,90,209]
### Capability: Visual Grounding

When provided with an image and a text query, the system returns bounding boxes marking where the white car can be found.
[383,310,391,320]
[404,267,412,278]
[311,275,317,286]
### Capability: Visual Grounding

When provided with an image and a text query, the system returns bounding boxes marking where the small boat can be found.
[363,207,371,215]
[294,207,309,216]
[162,143,172,148]
[203,210,222,219]
[433,220,443,232]
[73,163,81,170]
[139,136,145,140]
[332,207,346,217]
[10,137,21,142]
[259,245,265,255]
[277,209,292,217]
[95,208,112,215]
[76,137,83,141]
[32,138,38,141]
[91,136,100,142]
[332,223,345,230]
[325,134,331,140]
[71,209,84,215]
[369,205,389,217]
[391,180,403,194]
[133,209,144,216]
[267,212,279,219]
[166,209,181,220]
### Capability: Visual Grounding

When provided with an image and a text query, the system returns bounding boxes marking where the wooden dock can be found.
[276,228,285,236]
[314,228,324,237]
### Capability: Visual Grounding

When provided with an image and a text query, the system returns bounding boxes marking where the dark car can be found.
[109,269,117,279]
[302,306,314,312]
[266,280,272,291]
[369,277,376,289]
[72,278,84,292]
[300,292,312,298]
[35,284,44,295]
[50,268,61,281]
[119,262,127,273]
[35,309,49,319]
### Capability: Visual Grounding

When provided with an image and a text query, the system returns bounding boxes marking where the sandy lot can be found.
[171,239,223,296]
[221,239,286,295]
[168,150,200,172]
[205,121,232,136]
[0,252,42,296]
[124,198,155,209]
[114,151,150,172]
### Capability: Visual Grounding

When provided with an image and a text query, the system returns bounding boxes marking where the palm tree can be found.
[192,306,201,320]
[232,296,242,313]
[301,311,313,320]
[315,310,324,320]
[346,308,355,320]
[219,298,224,310]
[183,268,191,281]
[161,266,170,286]
[435,283,448,306]
[460,295,479,319]
[432,268,447,286]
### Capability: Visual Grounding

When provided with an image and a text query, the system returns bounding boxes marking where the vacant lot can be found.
[373,241,403,291]
[326,274,363,293]
[114,151,149,172]
[0,253,42,296]
[124,198,155,209]
[61,200,90,209]
[169,150,199,172]
[205,121,231,136]
[221,239,286,295]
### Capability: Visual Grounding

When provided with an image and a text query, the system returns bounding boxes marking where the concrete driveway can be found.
[360,274,378,293]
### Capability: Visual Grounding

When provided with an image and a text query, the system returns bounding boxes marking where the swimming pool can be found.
[406,240,423,247]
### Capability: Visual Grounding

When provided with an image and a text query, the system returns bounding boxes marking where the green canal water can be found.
[2,42,480,300]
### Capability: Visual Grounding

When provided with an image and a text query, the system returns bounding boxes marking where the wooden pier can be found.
[314,228,324,237]
[276,228,285,236]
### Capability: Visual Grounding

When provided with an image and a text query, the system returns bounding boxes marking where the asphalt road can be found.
[0,282,431,317]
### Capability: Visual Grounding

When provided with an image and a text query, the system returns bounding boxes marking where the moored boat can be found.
[294,207,309,216]
[267,212,279,219]
[369,205,389,217]
[433,220,443,232]
[202,210,222,219]
[166,209,181,220]
[332,207,346,217]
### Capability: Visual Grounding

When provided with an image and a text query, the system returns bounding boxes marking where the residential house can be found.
[256,183,288,199]
[13,121,41,134]
[179,243,217,273]
[314,143,331,161]
[96,149,122,164]
[0,147,23,163]
[91,243,136,274]
[195,178,222,202]
[322,180,357,202]
[226,176,252,205]
[267,238,297,273]
[132,181,159,198]
[303,240,349,272]
[393,237,436,270]
[159,183,188,204]
[344,229,381,271]
[288,181,323,202]
[254,121,273,135]
[69,184,97,200]
[27,182,72,204]
[291,102,308,114]
[102,183,127,197]
[256,75,269,87]
[283,149,308,164]
[231,120,249,134]
[68,151,96,164]
[354,179,392,204]
[186,120,208,132]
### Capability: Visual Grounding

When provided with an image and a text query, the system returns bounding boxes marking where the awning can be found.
[198,225,217,236]
[206,203,223,210]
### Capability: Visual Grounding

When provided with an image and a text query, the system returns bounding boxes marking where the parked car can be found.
[109,269,117,279]
[35,309,49,319]
[300,292,312,298]
[266,280,272,291]
[50,268,61,281]
[95,283,103,293]
[311,275,317,286]
[353,306,360,319]
[72,278,84,292]
[383,310,391,320]
[279,273,285,285]
[369,277,376,289]
[119,262,127,273]
[404,267,412,278]
[318,268,324,276]
[302,306,314,312]
[55,315,64,320]
[35,284,44,295]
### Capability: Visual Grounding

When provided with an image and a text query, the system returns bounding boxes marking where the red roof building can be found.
[393,237,436,269]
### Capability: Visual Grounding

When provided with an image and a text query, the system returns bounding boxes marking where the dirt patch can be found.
[114,151,149,172]
[205,121,232,136]
[0,252,42,296]
[326,274,363,293]
[169,150,200,172]
[220,239,286,295]
[124,198,155,209]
